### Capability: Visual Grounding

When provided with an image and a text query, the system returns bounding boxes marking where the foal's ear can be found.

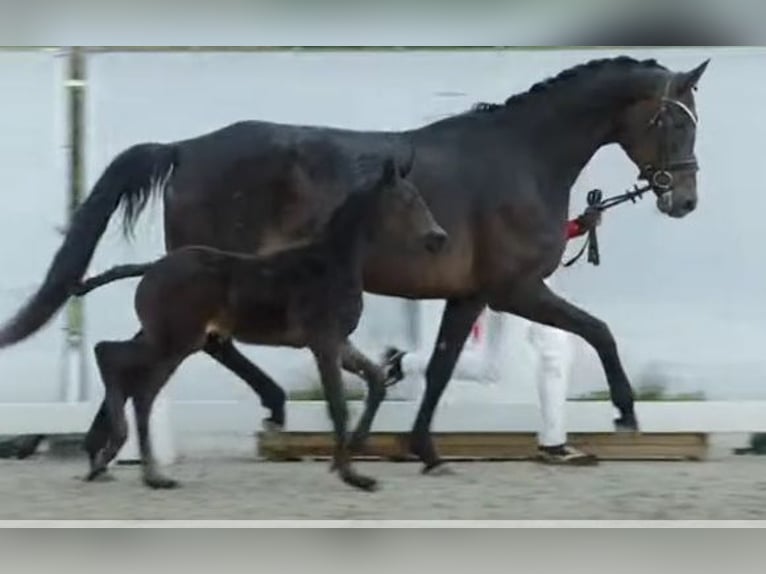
[674,59,710,95]
[398,145,415,179]
[380,157,397,187]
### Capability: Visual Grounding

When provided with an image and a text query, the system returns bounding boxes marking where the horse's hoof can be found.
[422,461,455,476]
[614,413,639,433]
[144,475,180,490]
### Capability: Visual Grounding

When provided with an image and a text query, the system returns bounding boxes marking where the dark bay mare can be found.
[84,156,446,491]
[0,55,709,473]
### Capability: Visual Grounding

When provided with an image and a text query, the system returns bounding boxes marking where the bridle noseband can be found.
[639,83,699,198]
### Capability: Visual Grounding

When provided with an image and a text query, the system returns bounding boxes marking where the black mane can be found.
[470,55,668,114]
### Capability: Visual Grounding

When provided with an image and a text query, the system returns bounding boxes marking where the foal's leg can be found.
[83,331,147,477]
[83,401,113,480]
[84,340,132,481]
[132,358,182,489]
[340,341,388,453]
[204,335,287,430]
[410,297,485,474]
[488,280,637,431]
[311,343,377,492]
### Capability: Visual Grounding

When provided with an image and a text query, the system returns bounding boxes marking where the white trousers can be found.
[116,394,176,466]
[526,304,573,446]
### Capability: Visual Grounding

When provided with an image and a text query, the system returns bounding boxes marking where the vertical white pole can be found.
[60,47,88,407]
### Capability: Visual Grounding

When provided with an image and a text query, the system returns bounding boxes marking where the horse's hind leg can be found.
[311,342,377,492]
[132,358,181,489]
[204,335,287,430]
[340,341,387,454]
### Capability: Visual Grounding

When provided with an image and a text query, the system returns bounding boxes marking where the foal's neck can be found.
[321,191,375,275]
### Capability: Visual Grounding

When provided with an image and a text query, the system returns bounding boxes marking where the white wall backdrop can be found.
[0,50,68,402]
[0,47,764,416]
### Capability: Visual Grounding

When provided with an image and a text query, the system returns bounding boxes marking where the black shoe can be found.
[381,347,406,387]
[536,444,599,466]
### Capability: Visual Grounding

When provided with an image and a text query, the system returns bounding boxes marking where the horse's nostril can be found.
[683,198,697,212]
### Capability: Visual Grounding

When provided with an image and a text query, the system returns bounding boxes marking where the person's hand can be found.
[576,206,602,231]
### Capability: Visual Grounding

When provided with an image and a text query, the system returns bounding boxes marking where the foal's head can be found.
[364,157,447,254]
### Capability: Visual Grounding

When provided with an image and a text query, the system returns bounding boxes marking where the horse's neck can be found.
[515,103,634,215]
[522,72,665,199]
[419,103,616,217]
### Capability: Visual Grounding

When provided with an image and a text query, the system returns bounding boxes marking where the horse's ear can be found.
[674,59,710,95]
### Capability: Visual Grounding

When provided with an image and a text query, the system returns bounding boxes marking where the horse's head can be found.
[369,156,447,254]
[614,59,709,218]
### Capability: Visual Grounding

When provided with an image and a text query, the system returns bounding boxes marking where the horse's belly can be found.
[363,245,477,299]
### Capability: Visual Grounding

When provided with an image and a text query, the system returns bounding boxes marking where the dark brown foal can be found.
[84,156,447,491]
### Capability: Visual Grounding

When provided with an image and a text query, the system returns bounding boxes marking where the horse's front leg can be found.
[409,296,485,473]
[487,280,638,431]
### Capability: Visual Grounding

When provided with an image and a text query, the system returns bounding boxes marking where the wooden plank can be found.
[257,432,709,462]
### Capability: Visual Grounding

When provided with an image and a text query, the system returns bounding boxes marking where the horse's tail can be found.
[0,143,178,348]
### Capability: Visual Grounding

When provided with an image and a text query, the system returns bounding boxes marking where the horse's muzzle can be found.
[656,191,673,215]
[657,192,697,218]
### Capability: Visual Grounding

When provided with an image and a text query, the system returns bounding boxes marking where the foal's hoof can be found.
[381,347,406,387]
[143,475,180,490]
[341,472,378,492]
[85,471,116,483]
[422,461,456,476]
[84,466,110,483]
[614,412,640,433]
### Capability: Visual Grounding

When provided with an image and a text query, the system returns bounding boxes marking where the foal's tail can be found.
[0,143,178,348]
[72,263,154,297]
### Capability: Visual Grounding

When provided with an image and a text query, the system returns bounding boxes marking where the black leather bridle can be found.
[563,82,699,267]
[639,84,700,199]
[563,85,700,268]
